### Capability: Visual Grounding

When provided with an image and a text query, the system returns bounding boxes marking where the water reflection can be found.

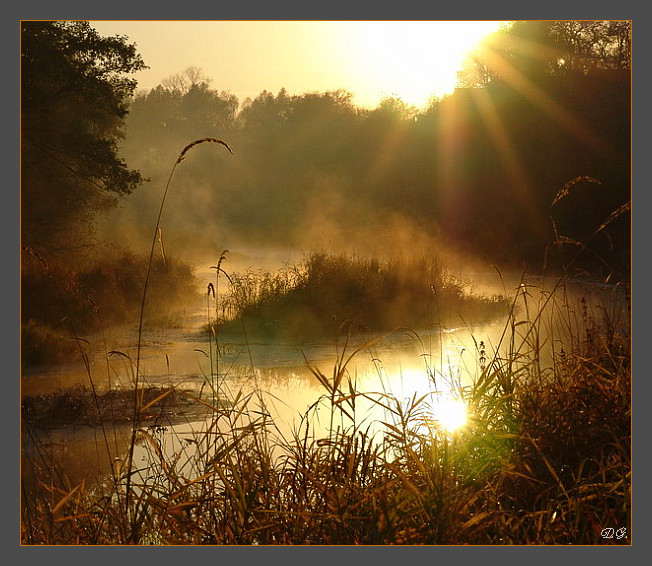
[22,273,627,494]
[22,321,500,489]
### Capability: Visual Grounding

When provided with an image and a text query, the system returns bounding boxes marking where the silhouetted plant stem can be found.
[123,138,233,539]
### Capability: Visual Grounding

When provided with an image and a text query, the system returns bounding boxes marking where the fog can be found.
[21,23,631,374]
[21,23,633,546]
[92,67,629,293]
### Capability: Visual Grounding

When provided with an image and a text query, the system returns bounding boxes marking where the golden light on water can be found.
[387,365,469,434]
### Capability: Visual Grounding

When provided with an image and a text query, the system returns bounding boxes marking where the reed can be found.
[21,156,630,544]
[218,252,507,341]
[122,138,233,534]
[21,266,630,544]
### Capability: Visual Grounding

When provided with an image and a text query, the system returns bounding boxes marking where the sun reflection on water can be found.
[376,363,470,436]
[431,394,468,433]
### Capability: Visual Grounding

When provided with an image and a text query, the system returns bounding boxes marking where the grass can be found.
[20,271,631,545]
[21,385,208,429]
[21,248,200,368]
[20,141,630,545]
[217,252,507,340]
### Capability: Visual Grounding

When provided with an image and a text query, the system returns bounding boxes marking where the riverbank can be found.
[21,385,212,430]
[20,266,631,545]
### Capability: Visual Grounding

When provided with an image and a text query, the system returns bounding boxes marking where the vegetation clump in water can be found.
[217,252,507,340]
[21,249,200,368]
[21,277,631,545]
[21,385,207,429]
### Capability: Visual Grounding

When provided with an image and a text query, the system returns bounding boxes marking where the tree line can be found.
[21,20,631,364]
[118,22,630,278]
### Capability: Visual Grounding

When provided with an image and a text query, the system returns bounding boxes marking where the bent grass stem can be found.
[124,138,233,538]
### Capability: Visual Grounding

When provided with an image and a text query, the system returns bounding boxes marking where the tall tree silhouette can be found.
[21,21,146,255]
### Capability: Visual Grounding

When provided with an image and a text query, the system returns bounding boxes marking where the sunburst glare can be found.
[388,363,469,435]
[337,21,506,108]
[432,394,468,433]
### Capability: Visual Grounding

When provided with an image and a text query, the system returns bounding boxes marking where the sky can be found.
[90,20,507,109]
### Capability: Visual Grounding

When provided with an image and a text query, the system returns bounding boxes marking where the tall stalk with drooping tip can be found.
[209,249,231,403]
[124,137,233,541]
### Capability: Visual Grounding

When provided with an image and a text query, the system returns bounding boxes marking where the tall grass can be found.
[21,268,631,545]
[21,151,630,545]
[20,247,199,368]
[120,137,233,535]
[21,137,235,543]
[218,252,507,340]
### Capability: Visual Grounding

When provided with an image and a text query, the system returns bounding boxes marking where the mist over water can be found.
[21,22,633,545]
[26,79,630,483]
[23,264,623,493]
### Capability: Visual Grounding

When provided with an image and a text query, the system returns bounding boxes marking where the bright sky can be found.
[91,20,507,109]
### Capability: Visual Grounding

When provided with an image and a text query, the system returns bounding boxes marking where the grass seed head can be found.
[177,137,234,164]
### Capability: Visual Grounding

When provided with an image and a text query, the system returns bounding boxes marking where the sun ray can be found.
[467,87,547,239]
[360,108,411,189]
[480,44,619,159]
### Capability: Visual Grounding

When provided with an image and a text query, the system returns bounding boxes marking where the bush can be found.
[218,252,506,339]
[21,247,199,367]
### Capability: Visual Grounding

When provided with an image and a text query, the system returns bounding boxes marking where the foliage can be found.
[125,73,239,163]
[20,248,199,368]
[21,20,146,252]
[218,253,506,340]
[458,20,631,87]
[115,21,630,278]
[20,20,632,545]
[20,23,208,369]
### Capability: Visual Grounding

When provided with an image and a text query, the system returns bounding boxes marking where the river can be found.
[21,266,627,494]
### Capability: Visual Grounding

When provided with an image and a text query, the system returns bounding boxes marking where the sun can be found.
[337,21,506,109]
[388,366,469,434]
[433,395,468,433]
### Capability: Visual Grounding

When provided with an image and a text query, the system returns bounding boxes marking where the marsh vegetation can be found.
[21,274,631,545]
[21,21,631,545]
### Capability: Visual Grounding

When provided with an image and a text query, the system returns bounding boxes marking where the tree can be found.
[21,21,146,254]
[546,21,631,74]
[238,88,292,130]
[123,70,239,168]
[160,65,210,95]
[179,82,239,135]
[457,20,631,88]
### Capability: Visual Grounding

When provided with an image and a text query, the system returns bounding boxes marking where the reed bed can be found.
[21,140,630,545]
[20,273,631,545]
[217,252,506,340]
